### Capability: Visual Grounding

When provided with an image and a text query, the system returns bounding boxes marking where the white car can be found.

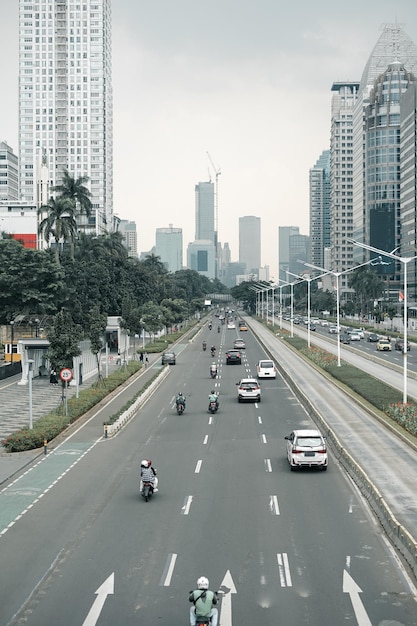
[349,332,361,341]
[237,378,261,403]
[227,322,236,329]
[284,429,328,471]
[257,359,276,379]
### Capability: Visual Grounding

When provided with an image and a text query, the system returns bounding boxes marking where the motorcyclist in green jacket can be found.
[189,576,218,625]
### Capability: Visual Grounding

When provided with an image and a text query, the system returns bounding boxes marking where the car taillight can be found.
[317,448,327,453]
[292,448,302,454]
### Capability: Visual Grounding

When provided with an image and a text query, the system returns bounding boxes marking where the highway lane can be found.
[0,324,416,625]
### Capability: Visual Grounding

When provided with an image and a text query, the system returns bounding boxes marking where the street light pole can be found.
[10,321,14,365]
[351,240,417,404]
[28,359,34,429]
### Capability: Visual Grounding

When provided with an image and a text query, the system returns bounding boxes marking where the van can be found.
[257,359,276,379]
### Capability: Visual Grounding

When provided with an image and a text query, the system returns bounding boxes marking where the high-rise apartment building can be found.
[278,226,299,282]
[239,216,261,277]
[18,0,113,234]
[155,226,183,272]
[309,150,330,269]
[0,141,19,201]
[195,182,215,243]
[119,220,138,258]
[401,82,417,298]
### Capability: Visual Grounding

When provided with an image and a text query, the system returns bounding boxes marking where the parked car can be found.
[376,338,392,351]
[284,429,328,471]
[225,349,242,364]
[257,359,277,379]
[236,378,261,403]
[161,351,176,365]
[233,338,246,349]
[394,338,411,351]
[367,333,379,342]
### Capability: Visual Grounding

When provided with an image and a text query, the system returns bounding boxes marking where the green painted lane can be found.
[0,441,97,536]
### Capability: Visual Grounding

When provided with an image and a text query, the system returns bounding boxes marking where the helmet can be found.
[197,576,209,590]
[211,390,215,394]
[178,392,183,397]
[141,460,149,468]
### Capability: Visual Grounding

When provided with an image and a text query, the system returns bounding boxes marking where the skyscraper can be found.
[309,150,330,269]
[18,0,113,234]
[239,216,261,277]
[195,182,215,242]
[119,220,138,258]
[278,226,299,282]
[155,226,183,272]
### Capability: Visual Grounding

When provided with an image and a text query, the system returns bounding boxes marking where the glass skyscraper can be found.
[18,0,113,234]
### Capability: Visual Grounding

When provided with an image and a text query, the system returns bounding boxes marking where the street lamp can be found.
[10,320,14,365]
[351,240,417,404]
[304,257,382,366]
[28,359,34,429]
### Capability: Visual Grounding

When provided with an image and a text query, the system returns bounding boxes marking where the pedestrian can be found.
[139,352,144,363]
[49,369,58,385]
[145,353,149,368]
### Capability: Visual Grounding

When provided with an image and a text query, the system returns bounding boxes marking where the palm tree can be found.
[38,197,78,264]
[54,170,92,218]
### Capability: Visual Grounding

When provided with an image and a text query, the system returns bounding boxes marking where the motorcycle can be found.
[141,481,154,502]
[202,343,207,351]
[210,369,217,379]
[195,618,213,626]
[208,323,212,330]
[211,349,216,357]
[208,400,218,414]
[217,326,220,333]
[176,401,185,415]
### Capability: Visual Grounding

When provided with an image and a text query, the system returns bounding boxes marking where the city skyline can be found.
[2,1,417,274]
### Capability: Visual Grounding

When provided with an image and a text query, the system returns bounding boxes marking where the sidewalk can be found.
[0,352,160,485]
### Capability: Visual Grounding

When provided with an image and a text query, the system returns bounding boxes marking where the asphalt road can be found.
[0,324,416,625]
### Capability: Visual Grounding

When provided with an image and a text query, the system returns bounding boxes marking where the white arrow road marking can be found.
[82,573,114,626]
[218,570,237,626]
[343,570,372,626]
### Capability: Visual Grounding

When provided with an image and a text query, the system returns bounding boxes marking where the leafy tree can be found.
[38,196,78,264]
[86,305,108,383]
[54,170,92,217]
[230,281,257,312]
[46,309,83,372]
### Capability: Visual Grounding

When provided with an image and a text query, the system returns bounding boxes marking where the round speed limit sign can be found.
[60,368,73,383]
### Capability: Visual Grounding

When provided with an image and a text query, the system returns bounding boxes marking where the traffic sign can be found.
[60,368,73,382]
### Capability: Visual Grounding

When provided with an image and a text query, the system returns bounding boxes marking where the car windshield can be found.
[241,382,257,389]
[296,436,322,447]
[260,361,273,368]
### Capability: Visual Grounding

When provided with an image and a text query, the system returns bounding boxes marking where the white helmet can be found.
[141,459,149,468]
[197,576,209,590]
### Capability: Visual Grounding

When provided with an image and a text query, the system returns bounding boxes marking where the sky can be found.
[2,0,417,277]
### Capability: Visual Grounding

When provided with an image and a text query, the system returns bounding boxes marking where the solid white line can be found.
[195,460,202,473]
[262,434,267,444]
[203,435,208,445]
[182,496,193,515]
[163,553,177,586]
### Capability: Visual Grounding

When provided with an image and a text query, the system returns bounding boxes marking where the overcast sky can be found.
[2,0,417,275]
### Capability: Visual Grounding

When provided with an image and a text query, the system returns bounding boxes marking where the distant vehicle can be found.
[348,328,364,339]
[227,322,236,329]
[340,333,351,344]
[395,338,411,351]
[161,352,176,365]
[376,338,392,352]
[349,332,361,341]
[320,320,330,326]
[328,325,338,334]
[257,359,276,379]
[284,429,328,471]
[225,349,242,365]
[367,333,379,342]
[234,339,246,349]
[239,324,248,331]
[236,378,261,403]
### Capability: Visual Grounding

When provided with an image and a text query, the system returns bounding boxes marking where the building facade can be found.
[187,240,216,280]
[18,0,113,234]
[309,150,330,269]
[278,226,299,282]
[0,141,19,201]
[239,215,261,277]
[119,220,138,258]
[195,182,215,243]
[155,226,183,272]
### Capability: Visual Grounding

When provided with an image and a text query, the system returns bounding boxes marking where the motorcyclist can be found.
[189,576,218,626]
[208,322,212,330]
[209,362,217,378]
[202,341,207,351]
[208,390,219,411]
[210,345,216,357]
[217,325,220,333]
[176,392,186,410]
[140,459,158,493]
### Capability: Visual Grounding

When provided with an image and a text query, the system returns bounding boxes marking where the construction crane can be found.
[206,152,221,235]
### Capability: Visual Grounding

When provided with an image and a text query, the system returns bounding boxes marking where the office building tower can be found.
[195,182,215,243]
[352,24,417,267]
[401,82,417,298]
[119,220,138,258]
[278,226,299,281]
[187,240,216,279]
[0,141,19,201]
[239,216,261,277]
[155,226,183,272]
[18,0,113,234]
[329,82,359,296]
[309,150,330,269]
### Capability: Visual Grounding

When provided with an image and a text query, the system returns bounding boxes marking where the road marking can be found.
[343,569,372,626]
[265,459,272,472]
[182,496,193,515]
[208,416,213,425]
[269,495,280,515]
[258,416,263,424]
[203,435,208,445]
[277,553,292,587]
[82,573,114,626]
[218,570,237,626]
[261,434,267,444]
[195,460,202,473]
[161,553,177,587]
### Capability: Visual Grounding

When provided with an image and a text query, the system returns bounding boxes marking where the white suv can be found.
[237,378,261,403]
[284,429,328,471]
[257,359,276,379]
